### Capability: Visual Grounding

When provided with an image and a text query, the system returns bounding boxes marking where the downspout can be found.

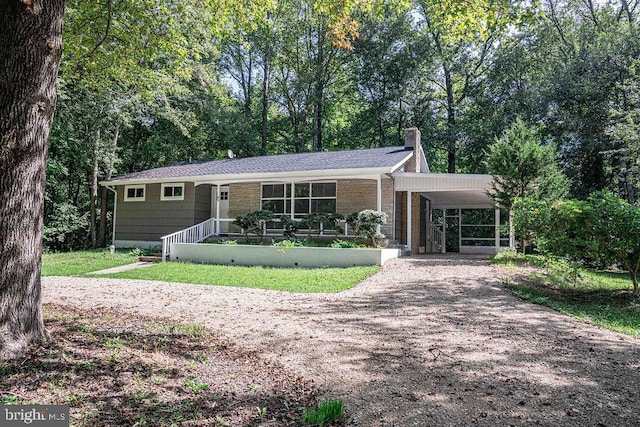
[106,186,117,250]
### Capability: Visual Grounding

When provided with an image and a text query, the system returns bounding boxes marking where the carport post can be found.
[215,184,220,235]
[494,207,500,253]
[407,191,412,252]
[441,209,446,254]
[376,176,382,233]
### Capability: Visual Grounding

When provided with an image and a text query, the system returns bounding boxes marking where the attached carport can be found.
[392,173,513,254]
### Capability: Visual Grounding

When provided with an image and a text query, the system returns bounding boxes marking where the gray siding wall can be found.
[115,182,209,242]
[194,184,212,223]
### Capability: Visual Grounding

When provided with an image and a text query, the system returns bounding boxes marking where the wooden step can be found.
[138,255,163,263]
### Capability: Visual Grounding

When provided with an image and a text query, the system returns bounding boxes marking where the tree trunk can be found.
[312,83,323,152]
[261,53,269,155]
[444,63,456,173]
[242,55,253,120]
[98,120,120,247]
[631,268,638,296]
[0,0,65,360]
[89,129,100,247]
[312,30,324,152]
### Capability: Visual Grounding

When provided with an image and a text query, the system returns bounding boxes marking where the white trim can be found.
[160,183,185,201]
[124,184,145,202]
[389,152,415,173]
[102,167,394,186]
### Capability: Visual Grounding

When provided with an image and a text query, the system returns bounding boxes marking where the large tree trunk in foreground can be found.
[0,0,65,360]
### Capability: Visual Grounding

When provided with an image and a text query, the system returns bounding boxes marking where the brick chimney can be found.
[404,127,422,173]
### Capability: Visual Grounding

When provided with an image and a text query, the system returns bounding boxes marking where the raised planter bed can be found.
[170,243,400,268]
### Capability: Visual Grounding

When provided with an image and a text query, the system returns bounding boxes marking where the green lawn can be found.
[42,249,138,276]
[494,252,640,338]
[41,249,379,293]
[96,262,379,293]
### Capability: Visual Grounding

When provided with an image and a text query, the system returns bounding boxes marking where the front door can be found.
[211,186,230,233]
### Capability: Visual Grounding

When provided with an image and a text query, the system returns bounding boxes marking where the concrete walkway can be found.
[43,256,640,426]
[86,261,155,275]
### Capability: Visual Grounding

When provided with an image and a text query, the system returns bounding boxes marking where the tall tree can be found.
[414,0,522,173]
[485,118,569,251]
[0,0,65,360]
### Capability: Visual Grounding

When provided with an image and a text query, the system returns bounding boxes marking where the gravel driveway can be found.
[43,255,640,426]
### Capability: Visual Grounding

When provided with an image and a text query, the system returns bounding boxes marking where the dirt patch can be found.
[42,255,640,426]
[0,304,322,426]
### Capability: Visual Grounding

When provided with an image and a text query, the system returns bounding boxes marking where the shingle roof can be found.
[110,146,412,182]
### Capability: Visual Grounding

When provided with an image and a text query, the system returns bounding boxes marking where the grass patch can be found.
[495,252,640,337]
[302,399,344,426]
[97,262,380,293]
[0,304,320,426]
[42,249,138,276]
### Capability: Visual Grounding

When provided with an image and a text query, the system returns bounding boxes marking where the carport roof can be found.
[392,172,496,208]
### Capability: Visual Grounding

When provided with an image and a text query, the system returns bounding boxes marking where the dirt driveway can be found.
[43,255,640,426]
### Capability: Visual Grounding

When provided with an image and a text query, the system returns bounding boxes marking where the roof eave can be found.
[101,166,398,186]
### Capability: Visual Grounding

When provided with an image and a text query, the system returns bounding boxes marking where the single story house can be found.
[102,128,511,257]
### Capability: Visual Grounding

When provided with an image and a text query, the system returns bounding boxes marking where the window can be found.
[261,182,336,217]
[124,185,145,202]
[161,183,185,201]
[261,184,291,214]
[219,190,229,201]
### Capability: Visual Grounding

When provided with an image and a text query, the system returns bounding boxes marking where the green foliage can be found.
[512,197,600,262]
[346,210,387,246]
[233,210,274,242]
[279,215,298,238]
[512,193,640,294]
[302,399,344,426]
[300,213,344,238]
[96,263,380,293]
[184,375,209,392]
[330,239,367,249]
[272,239,306,248]
[42,0,640,254]
[43,202,89,251]
[485,118,569,209]
[581,192,640,294]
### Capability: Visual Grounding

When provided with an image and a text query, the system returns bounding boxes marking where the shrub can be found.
[346,210,388,246]
[233,210,274,242]
[513,192,640,294]
[279,215,298,238]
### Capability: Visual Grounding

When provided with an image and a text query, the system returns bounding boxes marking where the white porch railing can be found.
[161,217,217,261]
[429,222,445,254]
